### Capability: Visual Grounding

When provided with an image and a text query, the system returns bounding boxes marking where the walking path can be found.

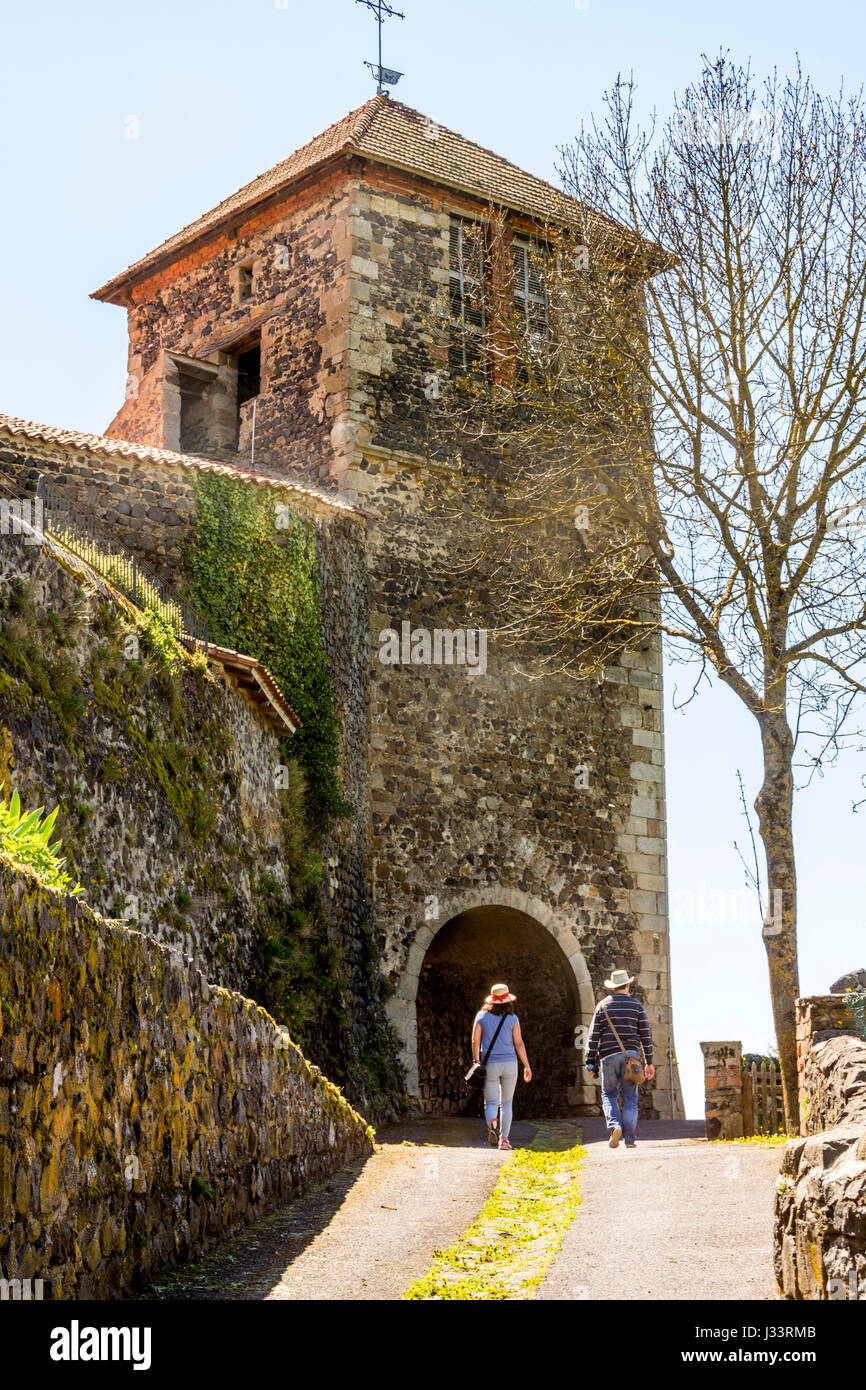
[140,1118,536,1302]
[139,1117,782,1301]
[538,1120,781,1301]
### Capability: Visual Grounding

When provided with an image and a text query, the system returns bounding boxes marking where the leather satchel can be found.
[601,1003,646,1085]
[465,1013,507,1090]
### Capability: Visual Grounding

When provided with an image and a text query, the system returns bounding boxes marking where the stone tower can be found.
[93,96,684,1119]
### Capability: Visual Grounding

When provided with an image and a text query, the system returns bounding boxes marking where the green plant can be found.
[846,991,866,1041]
[187,475,351,827]
[138,606,181,672]
[191,1175,214,1200]
[403,1126,586,1300]
[0,790,82,894]
[258,863,349,1078]
[101,751,125,783]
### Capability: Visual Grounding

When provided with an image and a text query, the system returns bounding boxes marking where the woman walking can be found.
[471,983,532,1150]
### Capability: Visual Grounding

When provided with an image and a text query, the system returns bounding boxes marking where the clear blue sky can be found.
[2,0,864,1115]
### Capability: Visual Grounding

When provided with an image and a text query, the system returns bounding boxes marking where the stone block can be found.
[630,761,664,784]
[630,728,661,749]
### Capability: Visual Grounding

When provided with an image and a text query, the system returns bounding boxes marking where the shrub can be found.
[846,991,866,1041]
[0,790,82,894]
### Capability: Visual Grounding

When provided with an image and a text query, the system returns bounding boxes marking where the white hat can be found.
[604,969,635,990]
[484,982,517,1004]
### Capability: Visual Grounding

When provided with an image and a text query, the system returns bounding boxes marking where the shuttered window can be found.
[513,238,549,376]
[449,219,486,378]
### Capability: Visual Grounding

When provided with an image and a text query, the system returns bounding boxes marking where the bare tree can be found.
[423,56,866,1128]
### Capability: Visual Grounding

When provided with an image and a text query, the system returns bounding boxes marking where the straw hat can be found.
[604,969,635,990]
[484,982,517,1004]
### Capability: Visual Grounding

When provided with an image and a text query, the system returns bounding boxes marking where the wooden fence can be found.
[742,1060,785,1135]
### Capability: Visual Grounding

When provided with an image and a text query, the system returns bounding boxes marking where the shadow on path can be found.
[135,1156,372,1301]
[137,1116,537,1301]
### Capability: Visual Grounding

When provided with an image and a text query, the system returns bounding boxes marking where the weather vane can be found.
[356,0,404,93]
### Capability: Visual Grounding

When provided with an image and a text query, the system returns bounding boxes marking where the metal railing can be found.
[0,470,208,654]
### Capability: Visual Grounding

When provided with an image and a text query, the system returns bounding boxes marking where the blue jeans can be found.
[601,1051,639,1144]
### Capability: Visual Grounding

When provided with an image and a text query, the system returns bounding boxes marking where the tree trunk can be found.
[754,709,800,1131]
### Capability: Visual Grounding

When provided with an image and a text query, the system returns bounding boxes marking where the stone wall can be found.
[101,161,355,482]
[699,1041,744,1139]
[795,994,861,1135]
[0,857,373,1298]
[347,440,680,1117]
[775,994,866,1299]
[0,423,363,585]
[0,428,408,1116]
[0,530,286,994]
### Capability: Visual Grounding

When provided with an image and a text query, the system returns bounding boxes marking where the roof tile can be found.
[0,413,369,519]
[92,97,582,302]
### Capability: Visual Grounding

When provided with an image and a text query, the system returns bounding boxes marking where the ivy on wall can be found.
[187,476,405,1114]
[187,474,351,828]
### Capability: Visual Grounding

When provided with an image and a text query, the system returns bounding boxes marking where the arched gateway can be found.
[386,889,597,1115]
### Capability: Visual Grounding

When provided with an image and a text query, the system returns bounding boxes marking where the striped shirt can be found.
[586,993,653,1070]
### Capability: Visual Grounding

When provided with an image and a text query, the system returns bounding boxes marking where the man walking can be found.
[585,970,655,1149]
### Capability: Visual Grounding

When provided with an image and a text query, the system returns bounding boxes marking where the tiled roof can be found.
[206,645,301,737]
[92,96,587,302]
[0,414,369,519]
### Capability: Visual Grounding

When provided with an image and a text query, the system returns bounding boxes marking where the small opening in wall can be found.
[237,341,261,405]
[231,333,262,456]
[237,261,254,304]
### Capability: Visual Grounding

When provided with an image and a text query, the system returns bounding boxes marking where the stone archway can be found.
[386,888,597,1115]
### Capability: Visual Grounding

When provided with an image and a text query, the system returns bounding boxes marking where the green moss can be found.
[0,628,85,738]
[0,669,32,709]
[187,474,351,828]
[85,1174,125,1203]
[404,1126,586,1301]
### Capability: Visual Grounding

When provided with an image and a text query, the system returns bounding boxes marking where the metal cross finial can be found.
[356,0,405,93]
